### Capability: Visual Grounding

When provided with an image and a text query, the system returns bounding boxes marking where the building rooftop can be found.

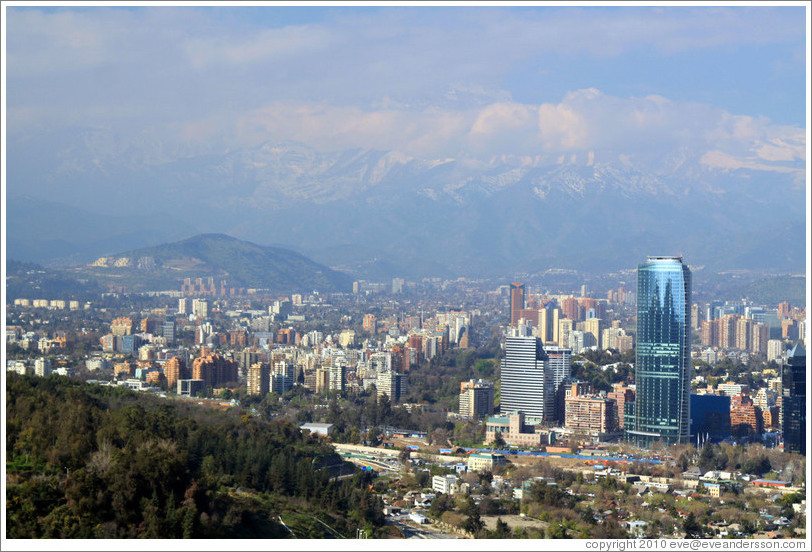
[470,452,506,459]
[788,341,805,359]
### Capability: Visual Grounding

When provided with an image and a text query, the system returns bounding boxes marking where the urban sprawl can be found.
[5,257,807,540]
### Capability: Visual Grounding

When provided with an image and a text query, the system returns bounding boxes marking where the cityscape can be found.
[4,251,808,544]
[2,2,809,550]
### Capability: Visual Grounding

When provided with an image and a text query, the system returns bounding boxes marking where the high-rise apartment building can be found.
[363,314,377,333]
[561,296,581,322]
[538,306,561,345]
[192,353,238,389]
[565,395,617,434]
[750,323,769,355]
[509,283,526,326]
[329,364,346,392]
[192,299,209,319]
[557,318,574,348]
[735,318,752,351]
[246,362,270,396]
[377,370,407,403]
[500,335,554,422]
[608,385,635,429]
[34,357,51,377]
[459,379,496,418]
[627,256,691,447]
[583,318,602,350]
[163,357,186,390]
[111,317,134,336]
[730,394,762,436]
[767,339,785,363]
[782,342,806,455]
[315,368,330,393]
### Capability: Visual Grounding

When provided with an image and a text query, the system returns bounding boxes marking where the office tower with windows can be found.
[501,335,554,422]
[509,283,526,326]
[782,342,806,455]
[626,256,692,447]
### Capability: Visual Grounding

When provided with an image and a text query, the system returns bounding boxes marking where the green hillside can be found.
[77,233,353,293]
[734,275,806,306]
[5,374,384,538]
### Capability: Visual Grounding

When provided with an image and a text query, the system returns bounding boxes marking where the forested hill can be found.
[5,374,384,538]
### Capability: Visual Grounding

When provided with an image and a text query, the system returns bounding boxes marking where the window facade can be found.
[627,256,691,447]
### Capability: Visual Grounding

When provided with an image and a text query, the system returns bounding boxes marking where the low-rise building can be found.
[177,378,206,397]
[467,452,506,472]
[300,423,335,437]
[485,412,548,447]
[432,474,459,495]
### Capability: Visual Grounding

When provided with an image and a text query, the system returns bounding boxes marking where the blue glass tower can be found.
[627,256,692,447]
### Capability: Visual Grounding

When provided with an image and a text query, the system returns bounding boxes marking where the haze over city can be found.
[2,2,810,549]
[4,4,808,277]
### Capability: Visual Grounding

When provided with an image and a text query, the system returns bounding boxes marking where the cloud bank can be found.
[5,6,806,176]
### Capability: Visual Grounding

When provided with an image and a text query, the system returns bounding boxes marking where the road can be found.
[389,518,464,539]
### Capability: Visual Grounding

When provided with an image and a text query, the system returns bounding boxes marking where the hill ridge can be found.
[83,233,352,293]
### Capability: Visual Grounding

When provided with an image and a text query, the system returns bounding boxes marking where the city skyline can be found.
[2,2,810,546]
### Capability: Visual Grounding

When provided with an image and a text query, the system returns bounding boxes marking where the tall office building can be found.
[543,346,572,397]
[162,320,176,345]
[500,335,554,422]
[539,306,561,345]
[543,346,572,423]
[509,283,526,326]
[782,342,806,455]
[627,256,691,447]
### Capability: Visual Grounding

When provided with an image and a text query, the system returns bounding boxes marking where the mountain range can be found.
[6,132,806,278]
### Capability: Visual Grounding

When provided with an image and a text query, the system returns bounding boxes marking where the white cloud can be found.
[5,6,805,177]
[202,89,806,177]
[700,150,799,173]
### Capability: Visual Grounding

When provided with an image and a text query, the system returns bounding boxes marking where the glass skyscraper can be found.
[782,342,806,455]
[627,256,692,447]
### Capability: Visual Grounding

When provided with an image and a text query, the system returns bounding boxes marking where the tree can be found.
[682,512,702,538]
[414,470,430,488]
[462,510,484,536]
[546,520,568,539]
[488,517,512,538]
[492,431,506,449]
[428,493,455,518]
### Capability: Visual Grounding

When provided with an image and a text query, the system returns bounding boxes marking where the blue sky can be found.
[4,4,808,173]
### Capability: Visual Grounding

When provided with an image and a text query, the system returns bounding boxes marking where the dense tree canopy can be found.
[6,374,384,538]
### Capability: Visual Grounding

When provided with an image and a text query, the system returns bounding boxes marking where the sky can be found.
[3,3,809,174]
